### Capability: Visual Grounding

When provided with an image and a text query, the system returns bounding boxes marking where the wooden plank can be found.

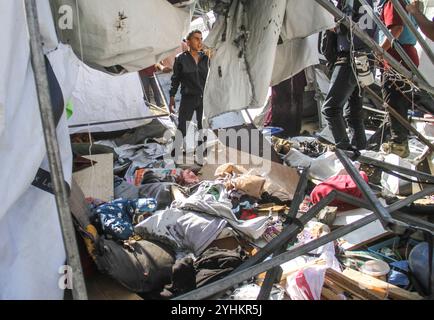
[321,287,342,300]
[69,177,91,228]
[73,153,114,202]
[342,268,423,300]
[325,268,383,300]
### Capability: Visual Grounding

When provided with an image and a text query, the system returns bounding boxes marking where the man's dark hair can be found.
[187,29,202,41]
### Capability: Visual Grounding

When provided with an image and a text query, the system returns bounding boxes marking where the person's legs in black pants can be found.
[380,74,411,157]
[344,86,367,150]
[383,77,410,144]
[177,96,196,139]
[195,98,203,132]
[322,61,359,150]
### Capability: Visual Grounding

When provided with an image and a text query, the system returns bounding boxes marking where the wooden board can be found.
[69,177,92,228]
[73,154,114,202]
[342,268,423,300]
[325,268,383,300]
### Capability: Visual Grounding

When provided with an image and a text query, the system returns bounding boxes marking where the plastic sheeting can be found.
[0,0,73,299]
[49,41,154,134]
[67,50,154,133]
[203,0,334,120]
[51,0,193,73]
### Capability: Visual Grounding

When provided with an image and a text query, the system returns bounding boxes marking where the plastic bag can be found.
[285,266,327,300]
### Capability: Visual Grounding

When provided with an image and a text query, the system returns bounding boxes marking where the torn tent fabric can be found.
[51,0,193,73]
[203,0,334,121]
[0,0,76,299]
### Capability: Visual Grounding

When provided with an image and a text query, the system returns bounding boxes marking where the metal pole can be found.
[235,190,337,272]
[364,86,434,153]
[175,214,378,300]
[25,0,87,300]
[336,186,434,213]
[335,190,434,233]
[68,113,169,129]
[335,149,397,229]
[257,167,310,299]
[314,0,434,95]
[358,0,428,84]
[154,72,179,127]
[356,153,434,184]
[390,0,434,66]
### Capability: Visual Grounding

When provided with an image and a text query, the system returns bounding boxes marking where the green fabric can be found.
[66,100,74,119]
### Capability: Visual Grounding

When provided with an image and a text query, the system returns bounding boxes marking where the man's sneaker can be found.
[381,141,410,158]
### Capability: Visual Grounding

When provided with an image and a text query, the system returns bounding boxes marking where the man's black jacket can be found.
[169,51,209,98]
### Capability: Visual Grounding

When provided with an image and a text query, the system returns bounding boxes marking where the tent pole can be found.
[174,214,378,300]
[314,0,434,95]
[24,0,88,300]
[390,0,434,66]
[364,86,434,153]
[358,0,428,84]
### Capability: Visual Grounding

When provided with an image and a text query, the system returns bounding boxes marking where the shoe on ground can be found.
[381,141,410,158]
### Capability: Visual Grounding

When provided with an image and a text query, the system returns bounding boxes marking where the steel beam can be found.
[175,214,377,300]
[257,167,310,300]
[364,73,434,154]
[235,190,337,273]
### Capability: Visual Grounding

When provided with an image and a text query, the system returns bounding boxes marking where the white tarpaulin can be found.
[271,34,321,86]
[52,0,193,73]
[203,0,334,120]
[0,0,74,299]
[66,46,154,134]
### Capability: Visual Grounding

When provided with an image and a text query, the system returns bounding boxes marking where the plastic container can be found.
[360,260,391,281]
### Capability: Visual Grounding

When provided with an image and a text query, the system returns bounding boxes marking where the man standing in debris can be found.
[321,0,375,151]
[169,30,209,141]
[379,0,420,158]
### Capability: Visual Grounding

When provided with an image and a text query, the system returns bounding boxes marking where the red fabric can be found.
[381,1,420,69]
[239,210,258,221]
[310,172,369,208]
[381,1,404,29]
[139,65,157,77]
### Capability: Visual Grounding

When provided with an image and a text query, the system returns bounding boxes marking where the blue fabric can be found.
[378,0,419,46]
[93,198,157,241]
[388,260,410,287]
